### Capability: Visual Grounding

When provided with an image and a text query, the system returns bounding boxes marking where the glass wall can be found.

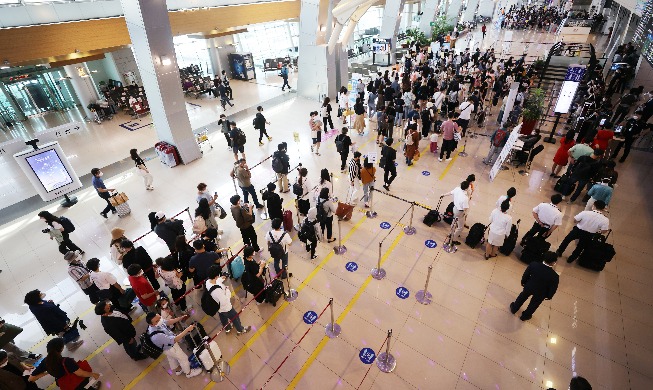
[234,21,299,67]
[173,35,213,75]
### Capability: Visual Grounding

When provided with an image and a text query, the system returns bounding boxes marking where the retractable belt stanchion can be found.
[333,219,347,255]
[458,135,469,157]
[443,217,459,253]
[325,297,342,338]
[376,329,397,373]
[416,265,434,305]
[403,202,416,235]
[371,242,386,280]
[284,266,298,301]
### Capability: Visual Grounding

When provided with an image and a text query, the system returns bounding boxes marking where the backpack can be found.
[140,330,164,359]
[192,216,207,235]
[405,131,414,146]
[335,135,345,153]
[271,154,284,173]
[268,231,286,259]
[448,91,458,103]
[493,128,507,147]
[292,178,304,196]
[200,285,222,316]
[252,117,258,128]
[316,199,327,223]
[234,128,246,145]
[58,216,75,233]
[298,220,313,243]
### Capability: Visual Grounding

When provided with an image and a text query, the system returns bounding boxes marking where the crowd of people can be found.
[499,4,565,31]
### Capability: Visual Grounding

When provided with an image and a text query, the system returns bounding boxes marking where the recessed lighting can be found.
[545,380,553,388]
[550,337,557,344]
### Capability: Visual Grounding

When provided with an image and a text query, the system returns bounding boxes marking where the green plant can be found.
[430,15,455,38]
[522,88,546,122]
[405,28,430,46]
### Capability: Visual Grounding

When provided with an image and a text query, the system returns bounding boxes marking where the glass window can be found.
[173,35,213,75]
[235,21,298,67]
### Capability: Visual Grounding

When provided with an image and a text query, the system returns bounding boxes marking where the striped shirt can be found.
[348,158,361,183]
[68,263,94,289]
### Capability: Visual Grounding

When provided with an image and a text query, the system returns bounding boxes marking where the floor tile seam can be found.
[462,345,551,388]
[544,331,631,368]
[546,305,629,339]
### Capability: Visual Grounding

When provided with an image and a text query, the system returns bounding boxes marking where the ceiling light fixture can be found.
[160,55,172,66]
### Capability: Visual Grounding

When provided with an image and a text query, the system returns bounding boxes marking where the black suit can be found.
[100,311,144,360]
[122,246,160,290]
[511,262,559,319]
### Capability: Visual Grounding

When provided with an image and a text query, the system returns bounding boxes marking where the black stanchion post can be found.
[416,265,433,305]
[333,218,347,255]
[403,202,416,235]
[376,329,396,373]
[325,297,342,338]
[371,242,386,280]
[544,112,561,144]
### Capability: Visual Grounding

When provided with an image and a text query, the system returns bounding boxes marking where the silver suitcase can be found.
[116,202,131,217]
[193,339,222,370]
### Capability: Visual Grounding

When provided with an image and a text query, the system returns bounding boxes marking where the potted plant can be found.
[520,88,545,134]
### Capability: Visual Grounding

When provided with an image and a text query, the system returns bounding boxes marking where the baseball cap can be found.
[155,211,165,220]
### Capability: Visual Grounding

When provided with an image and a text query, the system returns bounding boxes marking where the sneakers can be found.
[67,340,84,351]
[446,157,452,161]
[100,212,108,219]
[146,186,154,191]
[310,255,318,260]
[267,136,272,141]
[509,302,518,314]
[382,184,390,191]
[186,368,202,378]
[237,326,251,335]
[438,158,443,162]
[225,326,232,334]
[259,142,264,146]
[452,241,462,245]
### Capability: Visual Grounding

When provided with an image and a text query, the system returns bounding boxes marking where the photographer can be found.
[37,211,82,255]
[230,195,261,253]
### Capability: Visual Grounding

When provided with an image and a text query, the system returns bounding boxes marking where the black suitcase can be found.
[465,223,487,248]
[499,219,520,256]
[266,279,285,306]
[423,196,444,226]
[442,202,455,224]
[578,232,615,271]
[520,236,551,264]
[554,172,576,196]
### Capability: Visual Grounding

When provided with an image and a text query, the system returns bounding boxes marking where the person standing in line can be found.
[130,148,153,191]
[567,137,594,165]
[127,264,159,313]
[241,246,267,304]
[188,240,225,285]
[611,115,644,162]
[120,240,160,290]
[155,256,188,312]
[495,187,517,212]
[23,290,84,352]
[550,130,576,177]
[218,114,232,150]
[94,301,147,361]
[37,211,83,255]
[556,200,610,263]
[86,258,132,312]
[309,111,323,155]
[335,127,353,172]
[91,168,117,218]
[254,106,272,146]
[439,112,459,161]
[205,265,252,334]
[520,194,564,246]
[441,180,471,245]
[317,187,338,243]
[262,183,283,221]
[360,159,376,208]
[610,89,637,124]
[404,123,420,166]
[367,89,377,119]
[28,338,101,388]
[457,96,474,137]
[509,251,559,321]
[0,348,41,390]
[295,167,313,217]
[152,212,185,252]
[347,151,362,193]
[221,69,233,99]
[229,121,247,161]
[381,138,398,191]
[314,168,332,201]
[567,148,604,203]
[231,158,264,209]
[353,97,366,135]
[230,195,262,252]
[144,312,202,378]
[280,63,290,91]
[64,251,100,304]
[302,207,320,259]
[109,228,129,265]
[485,200,513,260]
[196,182,221,231]
[267,218,293,279]
[273,143,290,193]
[321,97,335,131]
[585,178,614,210]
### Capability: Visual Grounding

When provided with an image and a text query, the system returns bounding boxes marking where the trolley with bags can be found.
[154,141,181,168]
[194,128,213,154]
[109,192,131,217]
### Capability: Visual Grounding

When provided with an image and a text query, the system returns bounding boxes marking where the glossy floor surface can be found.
[1,26,651,390]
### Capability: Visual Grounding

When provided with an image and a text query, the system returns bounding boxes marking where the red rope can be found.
[133,207,190,243]
[248,154,273,170]
[356,335,389,389]
[260,301,331,389]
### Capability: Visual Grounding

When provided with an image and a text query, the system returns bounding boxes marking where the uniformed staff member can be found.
[555,200,610,263]
[520,194,564,246]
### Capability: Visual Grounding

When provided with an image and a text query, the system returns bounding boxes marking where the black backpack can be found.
[140,330,164,359]
[200,285,222,316]
[58,216,75,233]
[292,179,304,196]
[271,154,284,173]
[268,231,286,259]
[316,199,327,223]
[335,135,345,153]
[298,220,314,243]
[234,128,247,145]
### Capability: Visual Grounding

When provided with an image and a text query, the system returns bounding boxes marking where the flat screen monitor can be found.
[554,81,580,114]
[14,141,82,202]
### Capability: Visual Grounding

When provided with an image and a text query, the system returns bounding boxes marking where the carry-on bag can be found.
[465,223,487,248]
[554,172,576,196]
[193,339,223,370]
[442,202,455,224]
[116,202,131,217]
[266,279,285,306]
[283,210,293,232]
[499,219,520,255]
[578,230,615,271]
[520,236,551,264]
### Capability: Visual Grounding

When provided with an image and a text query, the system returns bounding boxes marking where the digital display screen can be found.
[25,149,74,192]
[634,0,653,67]
[554,81,580,114]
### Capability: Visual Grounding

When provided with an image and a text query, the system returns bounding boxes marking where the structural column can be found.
[446,0,462,25]
[418,0,439,38]
[63,63,100,119]
[380,0,406,64]
[120,0,201,164]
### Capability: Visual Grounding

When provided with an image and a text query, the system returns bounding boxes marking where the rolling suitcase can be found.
[424,196,443,226]
[193,339,223,370]
[266,279,285,306]
[184,322,207,352]
[578,231,615,271]
[499,219,520,255]
[442,202,455,224]
[116,202,131,217]
[465,223,487,248]
[520,236,551,264]
[283,210,293,232]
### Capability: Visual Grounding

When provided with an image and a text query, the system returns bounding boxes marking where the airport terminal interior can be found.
[1,0,653,389]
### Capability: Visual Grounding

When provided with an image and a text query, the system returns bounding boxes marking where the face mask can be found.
[137,271,144,277]
[40,293,46,299]
[99,172,104,177]
[109,305,115,312]
[0,360,7,368]
[156,318,165,327]
[161,302,168,309]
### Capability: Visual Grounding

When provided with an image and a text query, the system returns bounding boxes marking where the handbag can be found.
[453,131,462,142]
[216,204,227,219]
[335,202,354,221]
[109,192,129,206]
[57,358,93,390]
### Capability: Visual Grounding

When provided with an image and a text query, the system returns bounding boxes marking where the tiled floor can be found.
[1,24,652,390]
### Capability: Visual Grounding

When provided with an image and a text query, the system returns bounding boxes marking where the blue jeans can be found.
[62,326,80,344]
[218,308,244,332]
[273,252,289,278]
[240,185,262,208]
[395,112,403,126]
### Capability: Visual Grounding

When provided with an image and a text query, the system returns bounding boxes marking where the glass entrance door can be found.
[6,79,52,116]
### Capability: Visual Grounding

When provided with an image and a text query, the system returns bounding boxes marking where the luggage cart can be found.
[194,128,213,154]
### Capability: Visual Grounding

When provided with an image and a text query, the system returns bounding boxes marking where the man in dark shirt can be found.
[381,138,398,191]
[611,116,644,162]
[569,148,604,203]
[335,127,353,172]
[91,168,116,218]
[120,240,159,289]
[152,212,185,251]
[95,302,147,361]
[510,251,559,321]
[188,240,222,284]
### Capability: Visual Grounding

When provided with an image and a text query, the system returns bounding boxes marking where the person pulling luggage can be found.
[520,194,564,246]
[555,200,610,263]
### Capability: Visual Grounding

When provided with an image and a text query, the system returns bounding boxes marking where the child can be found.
[429,131,439,154]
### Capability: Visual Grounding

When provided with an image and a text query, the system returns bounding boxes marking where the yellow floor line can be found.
[438,151,459,180]
[406,146,430,170]
[202,216,368,389]
[287,232,405,389]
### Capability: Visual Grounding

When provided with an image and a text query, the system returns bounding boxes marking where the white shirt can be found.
[532,203,563,227]
[432,91,445,108]
[449,187,469,211]
[489,208,513,237]
[459,101,474,120]
[266,230,293,253]
[575,210,609,233]
[496,195,513,211]
[206,278,232,313]
[90,270,117,290]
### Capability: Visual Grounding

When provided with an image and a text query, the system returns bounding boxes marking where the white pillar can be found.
[419,0,439,37]
[380,0,407,64]
[446,0,462,25]
[120,0,201,164]
[63,64,100,119]
[463,0,480,22]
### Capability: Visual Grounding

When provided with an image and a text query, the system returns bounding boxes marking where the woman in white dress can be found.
[485,200,513,260]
